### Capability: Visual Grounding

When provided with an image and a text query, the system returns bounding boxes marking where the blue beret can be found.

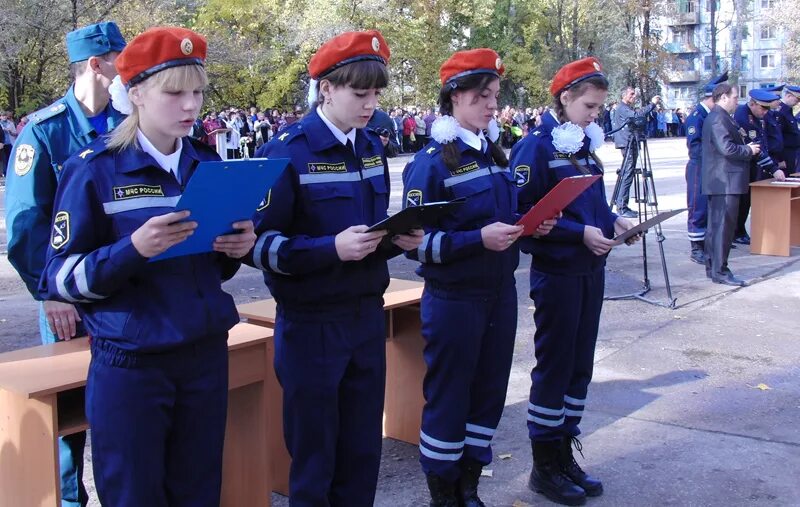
[763,84,784,93]
[66,22,127,63]
[703,71,728,96]
[786,85,800,95]
[749,89,780,105]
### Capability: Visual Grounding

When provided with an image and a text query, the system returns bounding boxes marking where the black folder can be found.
[367,198,466,235]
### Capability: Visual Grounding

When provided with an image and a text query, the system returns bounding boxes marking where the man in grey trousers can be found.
[702,83,760,287]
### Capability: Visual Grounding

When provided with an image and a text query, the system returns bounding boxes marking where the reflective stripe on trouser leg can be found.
[686,159,707,242]
[528,268,604,441]
[463,283,517,466]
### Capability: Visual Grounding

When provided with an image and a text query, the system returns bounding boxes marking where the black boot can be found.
[529,440,586,506]
[559,436,603,497]
[458,459,486,507]
[426,473,459,507]
[690,241,705,265]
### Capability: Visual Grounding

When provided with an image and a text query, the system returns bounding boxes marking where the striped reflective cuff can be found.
[73,257,105,300]
[417,233,431,263]
[527,402,565,427]
[419,431,464,461]
[55,254,90,303]
[431,231,444,264]
[564,395,585,418]
[253,230,290,275]
[465,423,495,448]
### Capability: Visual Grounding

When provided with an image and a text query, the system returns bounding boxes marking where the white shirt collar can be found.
[317,107,357,150]
[136,129,183,181]
[457,126,487,152]
[700,103,711,114]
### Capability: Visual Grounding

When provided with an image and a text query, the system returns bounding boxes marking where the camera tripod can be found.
[606,127,677,309]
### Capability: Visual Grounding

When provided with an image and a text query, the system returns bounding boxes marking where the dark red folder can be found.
[516,174,601,236]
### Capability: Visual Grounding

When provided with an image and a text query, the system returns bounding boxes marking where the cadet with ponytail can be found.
[402,48,555,507]
[510,57,639,506]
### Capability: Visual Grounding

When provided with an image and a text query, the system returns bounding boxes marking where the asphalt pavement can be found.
[1,137,798,506]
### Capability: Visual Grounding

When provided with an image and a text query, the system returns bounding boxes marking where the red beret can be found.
[440,48,504,86]
[115,27,207,86]
[308,30,390,80]
[550,57,605,96]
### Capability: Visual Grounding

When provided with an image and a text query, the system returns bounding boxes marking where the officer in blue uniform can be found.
[39,27,256,507]
[403,49,553,507]
[775,85,800,175]
[512,57,638,506]
[763,85,786,174]
[249,31,422,506]
[733,89,785,245]
[3,22,126,507]
[685,73,727,264]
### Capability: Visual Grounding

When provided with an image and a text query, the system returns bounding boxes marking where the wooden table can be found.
[236,278,427,496]
[0,323,274,507]
[749,179,800,256]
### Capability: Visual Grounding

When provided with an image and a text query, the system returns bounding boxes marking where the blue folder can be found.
[151,158,289,261]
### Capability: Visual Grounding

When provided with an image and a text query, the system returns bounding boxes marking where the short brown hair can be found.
[712,83,733,103]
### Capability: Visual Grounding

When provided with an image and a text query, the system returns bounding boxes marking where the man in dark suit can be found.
[702,83,760,286]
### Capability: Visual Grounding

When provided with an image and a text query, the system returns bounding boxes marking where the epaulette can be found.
[29,101,68,125]
[418,142,441,158]
[73,137,110,163]
[274,123,304,144]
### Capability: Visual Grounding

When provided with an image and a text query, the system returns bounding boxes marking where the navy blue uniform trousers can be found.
[87,337,228,507]
[527,268,605,441]
[274,299,386,507]
[418,283,517,482]
[686,159,708,243]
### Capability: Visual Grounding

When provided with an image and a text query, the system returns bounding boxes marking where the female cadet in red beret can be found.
[402,49,555,506]
[510,58,638,506]
[39,27,256,507]
[249,31,423,505]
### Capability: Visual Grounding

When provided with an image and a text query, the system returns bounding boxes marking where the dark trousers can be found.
[735,164,759,238]
[527,267,605,441]
[87,337,229,507]
[686,159,708,243]
[615,144,638,210]
[418,284,517,481]
[275,301,386,507]
[785,148,798,175]
[705,194,741,277]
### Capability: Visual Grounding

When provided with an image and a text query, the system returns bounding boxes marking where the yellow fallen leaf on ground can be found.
[512,500,533,507]
[498,453,513,460]
[480,469,493,478]
[748,383,771,391]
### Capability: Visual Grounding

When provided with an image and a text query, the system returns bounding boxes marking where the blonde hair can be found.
[107,64,208,151]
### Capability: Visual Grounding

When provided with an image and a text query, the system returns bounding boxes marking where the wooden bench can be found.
[0,323,274,507]
[236,278,427,496]
[750,179,800,256]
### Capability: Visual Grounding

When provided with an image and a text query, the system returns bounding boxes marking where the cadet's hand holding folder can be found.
[150,158,289,261]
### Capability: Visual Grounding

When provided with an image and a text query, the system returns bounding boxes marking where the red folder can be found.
[516,174,601,236]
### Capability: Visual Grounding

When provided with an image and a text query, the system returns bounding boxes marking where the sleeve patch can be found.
[688,126,696,136]
[406,189,422,207]
[14,144,35,176]
[51,211,70,249]
[514,165,531,187]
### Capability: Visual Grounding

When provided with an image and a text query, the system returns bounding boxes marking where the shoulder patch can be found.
[51,211,70,249]
[406,189,423,207]
[362,155,383,169]
[30,102,67,125]
[514,165,531,187]
[14,144,36,176]
[688,126,696,136]
[113,184,165,200]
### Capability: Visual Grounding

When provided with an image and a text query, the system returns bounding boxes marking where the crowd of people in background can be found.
[0,99,697,175]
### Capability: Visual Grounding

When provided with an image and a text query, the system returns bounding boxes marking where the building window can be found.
[760,54,775,68]
[742,55,749,71]
[760,83,776,89]
[760,26,775,39]
[739,85,747,97]
[761,0,774,8]
[672,29,686,44]
[704,56,713,71]
[705,0,720,11]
